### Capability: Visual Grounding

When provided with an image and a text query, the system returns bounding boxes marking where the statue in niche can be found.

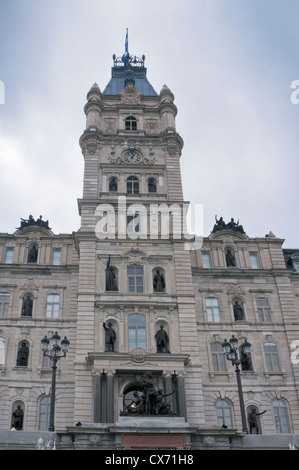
[12,405,24,430]
[240,345,253,371]
[155,325,170,353]
[109,178,118,192]
[226,249,236,267]
[153,269,165,292]
[16,342,29,366]
[103,322,116,352]
[148,178,157,193]
[21,296,33,317]
[27,245,38,263]
[105,256,118,291]
[233,301,244,321]
[248,409,266,434]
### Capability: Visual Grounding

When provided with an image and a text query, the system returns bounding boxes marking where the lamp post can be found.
[222,335,251,433]
[41,332,70,432]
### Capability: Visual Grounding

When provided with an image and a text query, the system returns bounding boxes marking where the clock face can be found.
[123,150,141,164]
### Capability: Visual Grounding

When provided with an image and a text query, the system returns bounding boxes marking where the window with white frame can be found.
[249,252,259,269]
[127,266,144,293]
[202,251,211,268]
[216,399,233,428]
[39,395,51,431]
[211,342,227,371]
[128,314,146,351]
[0,294,9,317]
[46,294,60,318]
[205,297,220,322]
[256,298,271,322]
[0,337,5,364]
[52,249,61,266]
[5,248,14,264]
[264,342,281,372]
[273,399,291,434]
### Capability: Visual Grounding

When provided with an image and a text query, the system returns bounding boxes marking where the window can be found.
[39,396,51,431]
[202,252,211,268]
[127,266,144,293]
[216,399,233,428]
[250,252,259,269]
[205,298,220,322]
[127,215,140,233]
[0,294,9,317]
[5,248,14,264]
[273,399,291,434]
[148,178,157,193]
[211,342,227,371]
[46,294,60,318]
[109,177,118,192]
[125,116,137,131]
[264,342,281,372]
[127,176,139,194]
[256,298,271,322]
[128,314,146,350]
[52,249,61,266]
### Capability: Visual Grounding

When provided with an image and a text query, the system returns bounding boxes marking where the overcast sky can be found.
[0,0,298,247]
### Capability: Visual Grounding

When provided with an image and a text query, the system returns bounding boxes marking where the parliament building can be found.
[0,46,299,450]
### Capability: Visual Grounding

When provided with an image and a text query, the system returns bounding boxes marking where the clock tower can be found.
[74,45,205,443]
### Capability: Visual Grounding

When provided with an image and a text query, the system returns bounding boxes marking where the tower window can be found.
[127,176,139,194]
[125,116,137,131]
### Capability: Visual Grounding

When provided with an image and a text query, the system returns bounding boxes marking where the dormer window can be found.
[125,116,137,131]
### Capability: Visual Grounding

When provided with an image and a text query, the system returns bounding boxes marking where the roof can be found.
[103,63,158,97]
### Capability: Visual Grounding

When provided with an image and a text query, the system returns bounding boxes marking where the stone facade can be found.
[0,51,298,450]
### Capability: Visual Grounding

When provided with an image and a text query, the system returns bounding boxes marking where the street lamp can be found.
[41,332,70,432]
[222,335,251,433]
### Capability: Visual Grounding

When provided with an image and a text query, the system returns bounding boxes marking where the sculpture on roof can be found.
[18,215,51,230]
[212,216,245,234]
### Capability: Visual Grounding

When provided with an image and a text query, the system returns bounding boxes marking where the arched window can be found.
[273,399,291,434]
[211,342,227,372]
[39,395,51,431]
[127,176,139,194]
[264,342,281,372]
[148,177,157,193]
[128,314,146,351]
[216,399,233,428]
[125,116,137,131]
[109,177,118,192]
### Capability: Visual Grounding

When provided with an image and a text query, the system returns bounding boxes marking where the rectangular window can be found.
[128,314,146,350]
[46,294,60,318]
[206,298,220,322]
[202,252,211,269]
[211,343,227,371]
[5,248,14,264]
[0,294,10,317]
[52,249,61,266]
[264,342,281,372]
[250,252,259,269]
[127,215,140,233]
[127,266,144,293]
[256,298,271,322]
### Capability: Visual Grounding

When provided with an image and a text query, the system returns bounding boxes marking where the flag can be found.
[122,29,129,65]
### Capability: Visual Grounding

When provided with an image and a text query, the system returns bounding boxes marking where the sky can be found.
[0,0,299,247]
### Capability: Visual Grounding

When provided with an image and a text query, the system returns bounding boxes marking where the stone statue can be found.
[105,256,118,291]
[240,348,253,371]
[12,405,24,430]
[21,296,33,317]
[109,178,118,192]
[226,249,236,267]
[233,301,244,321]
[27,245,38,263]
[155,325,170,353]
[16,342,29,366]
[103,322,116,352]
[153,269,165,292]
[226,218,245,234]
[212,215,226,233]
[248,409,266,434]
[19,215,50,230]
[142,372,157,415]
